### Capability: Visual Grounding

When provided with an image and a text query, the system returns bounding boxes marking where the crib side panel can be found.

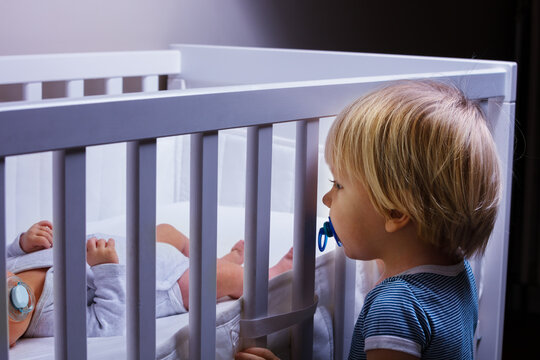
[1,51,181,360]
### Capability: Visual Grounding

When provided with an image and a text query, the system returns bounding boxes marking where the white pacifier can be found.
[7,275,35,322]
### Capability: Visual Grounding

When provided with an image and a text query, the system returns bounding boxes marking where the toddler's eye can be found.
[330,179,343,190]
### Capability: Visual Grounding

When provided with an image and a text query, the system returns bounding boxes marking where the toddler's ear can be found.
[385,210,410,233]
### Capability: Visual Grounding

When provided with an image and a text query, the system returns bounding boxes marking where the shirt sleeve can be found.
[86,263,126,337]
[362,280,431,357]
[7,233,26,258]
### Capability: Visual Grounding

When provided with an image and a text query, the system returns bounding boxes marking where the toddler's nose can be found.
[322,191,332,208]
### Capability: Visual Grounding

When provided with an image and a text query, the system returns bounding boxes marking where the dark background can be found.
[273,0,539,357]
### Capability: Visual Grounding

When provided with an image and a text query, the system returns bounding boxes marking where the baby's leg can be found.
[177,243,245,310]
[219,240,245,265]
[177,246,293,311]
[177,260,243,311]
[156,225,244,264]
[269,247,293,279]
[156,223,189,257]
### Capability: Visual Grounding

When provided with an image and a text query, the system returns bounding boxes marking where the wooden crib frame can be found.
[0,45,516,360]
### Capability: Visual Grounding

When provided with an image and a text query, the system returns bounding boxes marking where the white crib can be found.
[0,45,516,359]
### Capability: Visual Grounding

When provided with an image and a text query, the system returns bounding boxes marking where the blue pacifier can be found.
[7,275,35,322]
[318,217,342,252]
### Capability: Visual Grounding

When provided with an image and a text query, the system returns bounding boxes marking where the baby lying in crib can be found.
[6,220,293,347]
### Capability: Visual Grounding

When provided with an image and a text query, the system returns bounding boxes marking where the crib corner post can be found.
[475,98,515,360]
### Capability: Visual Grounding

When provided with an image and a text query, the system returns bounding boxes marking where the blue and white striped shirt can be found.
[349,261,477,359]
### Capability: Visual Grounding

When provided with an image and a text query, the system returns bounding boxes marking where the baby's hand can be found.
[20,220,53,253]
[86,237,119,267]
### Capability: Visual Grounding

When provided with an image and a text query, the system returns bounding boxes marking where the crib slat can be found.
[106,77,123,95]
[243,125,273,348]
[23,82,42,101]
[333,249,356,360]
[189,132,218,359]
[53,149,87,360]
[291,119,319,359]
[0,157,9,359]
[126,140,157,360]
[142,75,159,92]
[66,80,84,98]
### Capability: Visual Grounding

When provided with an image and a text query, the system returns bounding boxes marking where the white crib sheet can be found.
[8,299,232,360]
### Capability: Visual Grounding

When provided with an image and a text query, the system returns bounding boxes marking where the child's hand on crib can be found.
[20,220,53,253]
[235,347,280,360]
[86,237,119,266]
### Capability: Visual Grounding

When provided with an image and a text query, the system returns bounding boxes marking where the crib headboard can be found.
[0,45,516,360]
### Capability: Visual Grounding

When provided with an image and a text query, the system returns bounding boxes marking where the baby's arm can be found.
[86,237,125,337]
[86,262,126,337]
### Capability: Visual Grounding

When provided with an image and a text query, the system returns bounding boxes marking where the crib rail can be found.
[170,44,517,101]
[0,46,516,360]
[0,67,509,158]
[0,51,180,86]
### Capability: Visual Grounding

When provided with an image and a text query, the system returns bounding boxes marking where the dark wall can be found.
[274,0,538,358]
[274,0,515,60]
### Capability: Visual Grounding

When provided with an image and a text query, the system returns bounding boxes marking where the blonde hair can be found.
[326,80,501,258]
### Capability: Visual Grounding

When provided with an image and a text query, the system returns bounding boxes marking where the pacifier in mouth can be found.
[318,217,342,252]
[7,275,35,322]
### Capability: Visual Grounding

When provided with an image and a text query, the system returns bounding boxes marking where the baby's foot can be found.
[220,240,245,265]
[269,247,293,278]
